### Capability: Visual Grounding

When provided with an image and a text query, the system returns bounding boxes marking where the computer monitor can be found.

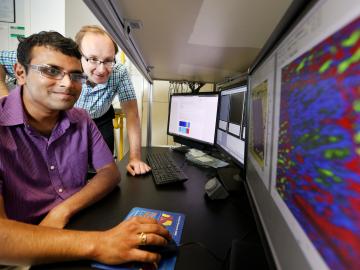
[246,0,360,269]
[167,93,219,150]
[216,83,247,167]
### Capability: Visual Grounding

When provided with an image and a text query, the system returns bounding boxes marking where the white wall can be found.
[0,0,25,50]
[1,0,100,50]
[65,0,100,39]
[26,0,65,35]
[0,0,66,51]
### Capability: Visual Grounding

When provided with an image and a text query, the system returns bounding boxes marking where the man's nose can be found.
[59,73,73,87]
[96,63,107,73]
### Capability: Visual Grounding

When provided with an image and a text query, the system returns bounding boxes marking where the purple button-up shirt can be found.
[0,86,114,224]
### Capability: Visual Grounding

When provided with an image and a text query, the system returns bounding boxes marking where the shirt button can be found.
[58,188,63,193]
[50,165,55,170]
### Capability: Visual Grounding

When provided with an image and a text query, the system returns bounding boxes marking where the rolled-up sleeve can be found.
[114,64,137,102]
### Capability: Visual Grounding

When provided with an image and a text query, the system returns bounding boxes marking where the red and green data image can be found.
[276,17,360,270]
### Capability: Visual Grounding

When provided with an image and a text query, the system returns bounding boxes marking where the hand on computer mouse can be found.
[91,216,172,265]
[140,239,179,257]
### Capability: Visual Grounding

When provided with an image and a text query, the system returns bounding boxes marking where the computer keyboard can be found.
[147,152,188,185]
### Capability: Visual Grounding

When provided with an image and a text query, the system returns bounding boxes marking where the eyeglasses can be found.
[82,55,116,69]
[27,64,87,83]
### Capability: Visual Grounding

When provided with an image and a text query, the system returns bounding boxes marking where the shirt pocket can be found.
[67,151,88,188]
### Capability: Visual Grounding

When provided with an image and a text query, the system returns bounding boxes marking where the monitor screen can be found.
[246,0,360,269]
[216,84,247,166]
[167,93,219,147]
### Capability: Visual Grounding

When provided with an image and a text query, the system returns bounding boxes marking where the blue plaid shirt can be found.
[0,50,137,119]
[0,51,16,78]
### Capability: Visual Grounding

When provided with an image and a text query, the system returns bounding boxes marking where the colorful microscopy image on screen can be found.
[250,80,268,168]
[276,17,360,270]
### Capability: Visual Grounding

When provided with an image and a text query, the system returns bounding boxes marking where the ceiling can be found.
[89,0,292,83]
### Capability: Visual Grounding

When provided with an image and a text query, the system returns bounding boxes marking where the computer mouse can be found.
[140,239,179,257]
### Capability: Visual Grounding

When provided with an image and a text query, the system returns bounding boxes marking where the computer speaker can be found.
[205,177,229,200]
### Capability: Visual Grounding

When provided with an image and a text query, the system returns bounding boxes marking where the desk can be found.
[31,147,266,270]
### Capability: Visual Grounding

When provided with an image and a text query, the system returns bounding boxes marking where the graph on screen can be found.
[275,16,360,270]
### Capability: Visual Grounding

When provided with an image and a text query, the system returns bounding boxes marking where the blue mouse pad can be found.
[91,207,185,270]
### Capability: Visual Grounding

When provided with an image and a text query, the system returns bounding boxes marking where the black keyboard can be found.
[147,152,188,185]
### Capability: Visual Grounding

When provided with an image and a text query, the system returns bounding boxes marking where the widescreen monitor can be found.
[167,93,219,149]
[246,0,360,269]
[216,84,247,167]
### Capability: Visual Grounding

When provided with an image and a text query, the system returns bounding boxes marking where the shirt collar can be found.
[64,108,82,124]
[85,78,109,88]
[0,86,79,126]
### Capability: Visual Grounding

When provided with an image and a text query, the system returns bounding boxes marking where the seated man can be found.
[0,31,170,267]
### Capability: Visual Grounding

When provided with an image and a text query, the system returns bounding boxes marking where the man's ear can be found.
[14,63,26,85]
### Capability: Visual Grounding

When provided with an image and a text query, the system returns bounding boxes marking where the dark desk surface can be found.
[31,147,264,270]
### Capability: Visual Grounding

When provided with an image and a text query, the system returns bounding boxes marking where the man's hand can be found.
[38,203,71,229]
[0,214,171,266]
[127,158,151,176]
[92,216,171,265]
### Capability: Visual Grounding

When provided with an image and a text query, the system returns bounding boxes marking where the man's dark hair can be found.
[17,31,81,72]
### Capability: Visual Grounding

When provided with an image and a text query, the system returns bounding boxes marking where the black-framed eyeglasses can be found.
[27,64,87,83]
[82,55,116,69]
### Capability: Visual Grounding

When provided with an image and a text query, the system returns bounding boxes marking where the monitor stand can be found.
[217,166,243,193]
[170,145,190,154]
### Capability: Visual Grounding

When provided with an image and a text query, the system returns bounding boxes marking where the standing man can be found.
[0,31,170,267]
[75,25,150,176]
[0,25,150,176]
